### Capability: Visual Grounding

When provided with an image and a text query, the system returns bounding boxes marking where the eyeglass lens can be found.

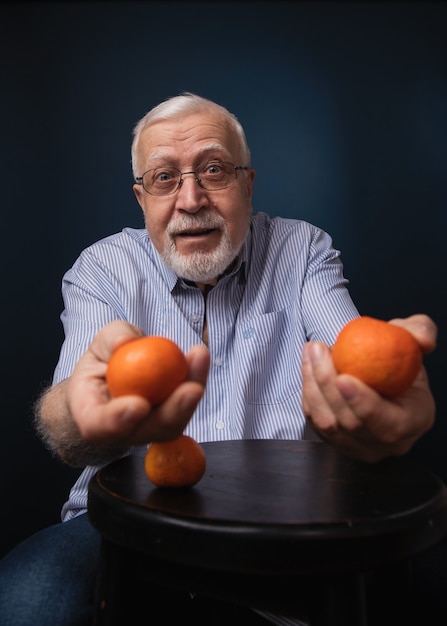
[141,161,239,196]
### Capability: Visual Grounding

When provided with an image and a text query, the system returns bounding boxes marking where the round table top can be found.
[88,439,447,575]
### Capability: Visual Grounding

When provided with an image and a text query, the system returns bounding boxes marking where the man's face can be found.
[133,111,255,286]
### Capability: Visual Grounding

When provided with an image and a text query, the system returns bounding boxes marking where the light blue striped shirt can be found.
[57,212,359,521]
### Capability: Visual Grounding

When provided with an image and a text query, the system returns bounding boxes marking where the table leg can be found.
[92,541,413,626]
[308,573,368,626]
[92,538,136,626]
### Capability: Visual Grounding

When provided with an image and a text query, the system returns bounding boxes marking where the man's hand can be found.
[35,320,210,466]
[302,314,437,462]
[67,320,210,446]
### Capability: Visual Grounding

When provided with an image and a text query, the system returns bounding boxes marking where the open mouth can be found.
[177,228,215,238]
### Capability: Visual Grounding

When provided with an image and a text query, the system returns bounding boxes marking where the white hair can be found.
[131,92,251,178]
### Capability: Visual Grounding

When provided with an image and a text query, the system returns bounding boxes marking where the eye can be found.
[201,161,229,179]
[154,168,177,182]
[205,162,223,175]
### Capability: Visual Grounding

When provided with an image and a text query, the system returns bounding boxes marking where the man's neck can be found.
[186,255,239,295]
[195,280,217,296]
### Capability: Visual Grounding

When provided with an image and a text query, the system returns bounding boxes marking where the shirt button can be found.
[214,356,223,366]
[191,314,201,323]
[216,420,225,430]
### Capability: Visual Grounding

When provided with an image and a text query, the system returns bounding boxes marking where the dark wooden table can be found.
[88,440,447,626]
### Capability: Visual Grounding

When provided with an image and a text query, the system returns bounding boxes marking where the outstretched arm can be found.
[35,320,210,467]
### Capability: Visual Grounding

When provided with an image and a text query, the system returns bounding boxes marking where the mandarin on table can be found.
[332,316,422,397]
[145,434,206,488]
[106,335,188,405]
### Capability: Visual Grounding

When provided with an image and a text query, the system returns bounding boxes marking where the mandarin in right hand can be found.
[106,335,188,405]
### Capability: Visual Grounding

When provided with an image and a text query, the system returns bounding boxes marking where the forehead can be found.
[138,111,241,166]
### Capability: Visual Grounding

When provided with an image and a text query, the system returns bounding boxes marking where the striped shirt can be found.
[56,212,359,522]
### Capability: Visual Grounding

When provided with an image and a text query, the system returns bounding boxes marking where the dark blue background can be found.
[1,1,446,557]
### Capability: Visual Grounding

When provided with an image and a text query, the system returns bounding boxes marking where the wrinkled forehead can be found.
[136,111,244,168]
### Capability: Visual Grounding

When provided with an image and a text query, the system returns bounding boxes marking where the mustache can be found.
[166,212,225,236]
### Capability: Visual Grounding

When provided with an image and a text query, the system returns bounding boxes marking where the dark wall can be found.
[1,1,446,558]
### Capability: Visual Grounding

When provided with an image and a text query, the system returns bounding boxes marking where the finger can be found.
[335,366,435,446]
[89,320,144,363]
[389,314,437,354]
[186,345,210,386]
[74,375,204,446]
[128,345,210,442]
[74,394,151,442]
[123,379,205,444]
[301,342,346,434]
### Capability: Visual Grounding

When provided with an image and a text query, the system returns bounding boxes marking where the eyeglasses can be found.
[135,160,248,196]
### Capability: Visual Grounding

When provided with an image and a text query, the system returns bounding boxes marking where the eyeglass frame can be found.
[134,161,249,196]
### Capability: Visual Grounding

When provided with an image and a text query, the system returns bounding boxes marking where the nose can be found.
[175,172,207,211]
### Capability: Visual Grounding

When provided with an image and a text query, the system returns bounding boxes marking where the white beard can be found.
[160,212,243,283]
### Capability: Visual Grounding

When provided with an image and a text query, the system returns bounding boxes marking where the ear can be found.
[245,168,256,202]
[133,184,145,211]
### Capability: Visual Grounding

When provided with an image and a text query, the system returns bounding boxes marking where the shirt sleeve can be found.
[52,246,126,384]
[300,225,360,344]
